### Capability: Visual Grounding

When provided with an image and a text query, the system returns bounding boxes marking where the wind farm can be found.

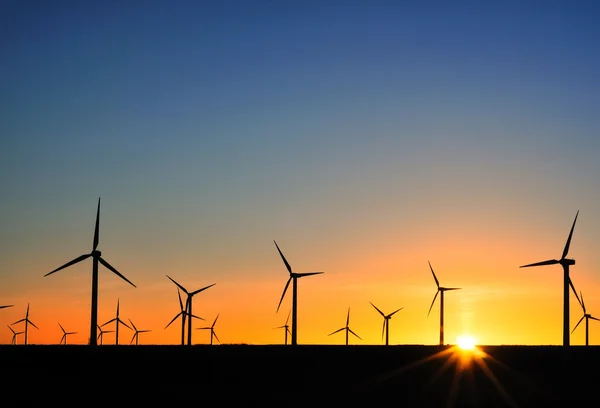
[3,1,600,405]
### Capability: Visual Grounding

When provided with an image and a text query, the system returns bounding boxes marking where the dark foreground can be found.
[2,344,599,406]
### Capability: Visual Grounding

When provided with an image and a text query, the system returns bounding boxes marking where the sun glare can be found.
[457,335,476,350]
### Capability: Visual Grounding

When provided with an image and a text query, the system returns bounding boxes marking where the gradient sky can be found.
[2,0,600,346]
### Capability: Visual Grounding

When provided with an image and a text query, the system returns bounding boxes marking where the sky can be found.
[2,0,600,346]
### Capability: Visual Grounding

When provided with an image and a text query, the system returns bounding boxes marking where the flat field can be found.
[2,344,599,406]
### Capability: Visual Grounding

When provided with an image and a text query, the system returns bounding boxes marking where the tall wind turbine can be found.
[572,290,600,346]
[274,311,291,345]
[328,308,361,346]
[166,275,215,346]
[44,198,136,346]
[197,314,220,345]
[427,262,461,346]
[129,319,151,345]
[520,211,580,347]
[11,303,38,345]
[7,325,23,345]
[274,240,323,346]
[370,302,403,346]
[58,323,77,345]
[100,299,131,345]
[96,324,113,345]
[165,288,204,346]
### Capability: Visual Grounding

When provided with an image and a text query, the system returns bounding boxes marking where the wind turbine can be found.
[274,311,291,345]
[520,211,581,347]
[427,261,461,346]
[11,303,38,345]
[571,290,600,346]
[274,240,323,346]
[58,323,77,345]
[370,302,403,346]
[100,299,131,345]
[7,325,23,345]
[328,308,361,345]
[44,198,136,346]
[129,319,151,345]
[166,275,215,346]
[197,314,220,345]
[96,324,113,345]
[165,288,204,346]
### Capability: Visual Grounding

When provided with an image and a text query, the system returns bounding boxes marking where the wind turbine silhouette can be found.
[197,314,220,345]
[11,303,38,345]
[571,290,600,346]
[96,324,113,345]
[427,261,461,346]
[58,323,77,345]
[328,308,361,345]
[274,240,323,346]
[166,275,215,346]
[520,210,581,347]
[44,198,136,346]
[274,311,292,345]
[100,299,131,345]
[370,302,403,346]
[7,325,23,345]
[165,288,204,346]
[1,305,14,309]
[129,319,151,345]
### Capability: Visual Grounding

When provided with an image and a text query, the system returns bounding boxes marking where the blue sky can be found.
[2,1,600,345]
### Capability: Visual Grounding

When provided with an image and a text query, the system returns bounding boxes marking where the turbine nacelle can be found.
[92,249,102,257]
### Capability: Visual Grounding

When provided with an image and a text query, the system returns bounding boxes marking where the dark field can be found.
[2,344,599,406]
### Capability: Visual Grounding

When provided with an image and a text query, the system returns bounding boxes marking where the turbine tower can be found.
[166,275,215,346]
[328,307,361,345]
[520,211,580,347]
[274,240,323,346]
[44,198,136,346]
[572,290,600,346]
[427,261,461,346]
[370,302,403,346]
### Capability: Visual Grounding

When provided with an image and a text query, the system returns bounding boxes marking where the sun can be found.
[456,334,476,351]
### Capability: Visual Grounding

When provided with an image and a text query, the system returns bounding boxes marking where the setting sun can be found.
[457,335,477,350]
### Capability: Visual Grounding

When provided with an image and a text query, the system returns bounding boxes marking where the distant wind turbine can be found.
[11,303,38,345]
[427,261,461,346]
[328,308,361,345]
[7,325,23,345]
[197,314,220,345]
[520,211,581,347]
[571,290,600,346]
[274,240,323,346]
[165,287,204,346]
[370,302,403,346]
[100,299,131,345]
[129,319,151,345]
[274,311,292,345]
[44,198,136,346]
[96,324,113,345]
[58,323,77,345]
[166,275,215,346]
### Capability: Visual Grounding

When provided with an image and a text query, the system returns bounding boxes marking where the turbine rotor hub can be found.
[92,249,102,257]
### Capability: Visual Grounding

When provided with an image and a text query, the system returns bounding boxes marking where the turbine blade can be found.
[569,280,582,310]
[12,318,25,325]
[589,316,600,322]
[166,275,188,294]
[285,310,290,325]
[213,332,220,343]
[346,308,350,326]
[0,305,14,309]
[177,288,184,310]
[428,261,440,288]
[444,287,461,291]
[274,240,292,273]
[328,328,344,336]
[29,321,39,330]
[370,302,385,317]
[579,290,586,313]
[45,253,91,277]
[118,319,132,330]
[93,197,100,251]
[571,315,585,334]
[427,290,440,317]
[295,272,324,277]
[349,328,361,340]
[213,314,219,327]
[99,257,136,288]
[381,320,385,340]
[190,283,216,296]
[101,318,116,326]
[276,277,292,313]
[562,210,579,259]
[520,259,559,268]
[165,312,182,329]
[58,323,65,333]
[190,314,205,321]
[128,319,137,331]
[389,307,404,317]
